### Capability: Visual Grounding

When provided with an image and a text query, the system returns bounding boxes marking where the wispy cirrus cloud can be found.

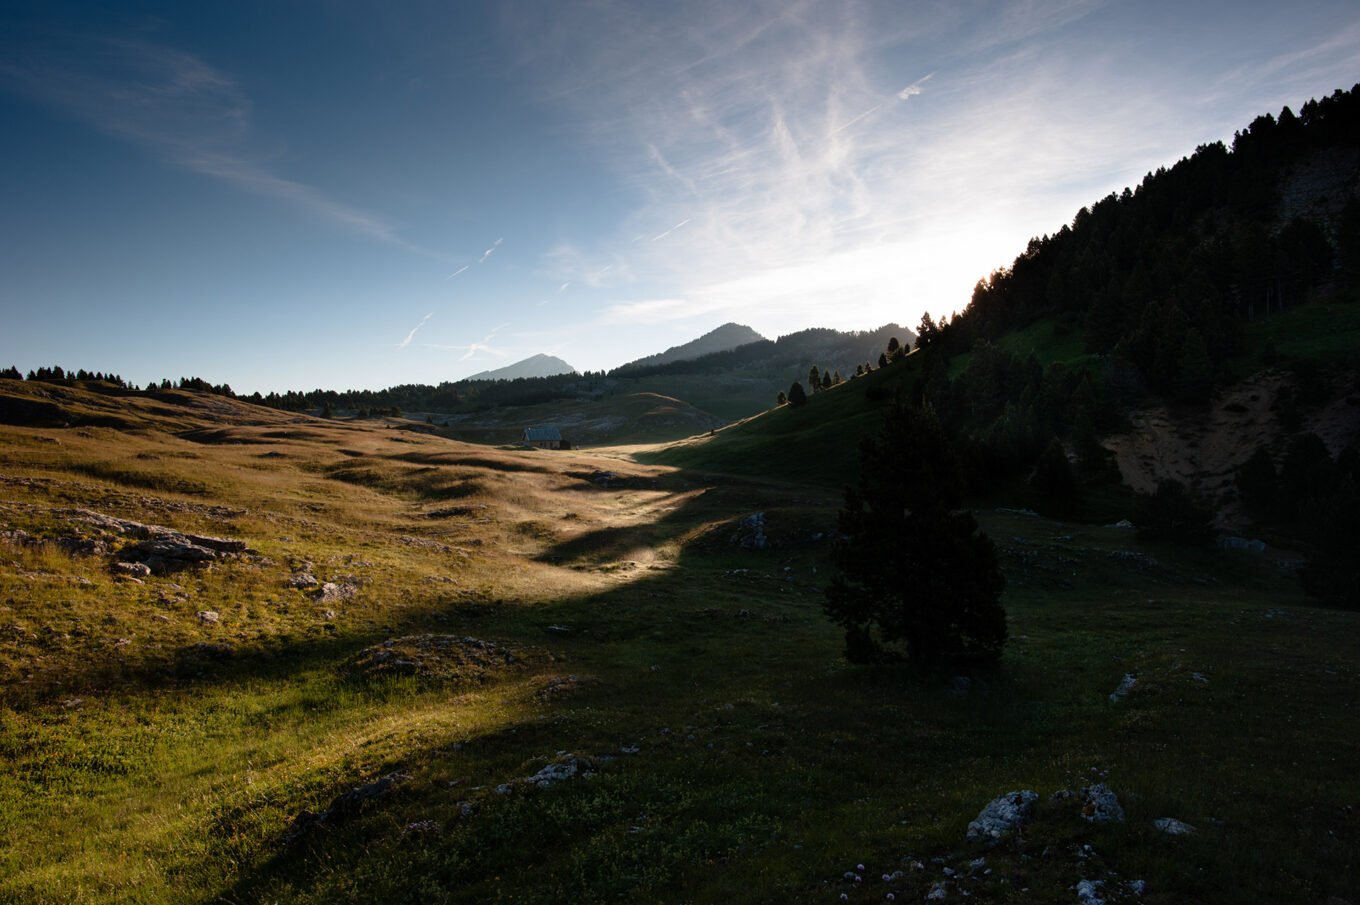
[508,0,1356,338]
[0,29,435,255]
[505,1,1130,330]
[396,312,434,349]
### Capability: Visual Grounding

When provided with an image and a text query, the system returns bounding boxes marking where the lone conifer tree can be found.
[824,400,1007,665]
[787,381,808,407]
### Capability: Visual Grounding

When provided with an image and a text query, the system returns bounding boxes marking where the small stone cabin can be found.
[522,426,563,449]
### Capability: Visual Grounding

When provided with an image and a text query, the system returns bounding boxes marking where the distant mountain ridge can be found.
[614,323,766,374]
[613,323,917,382]
[467,354,576,382]
[609,322,918,422]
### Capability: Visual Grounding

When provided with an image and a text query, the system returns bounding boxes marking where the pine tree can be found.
[808,366,822,393]
[787,381,808,407]
[824,401,1007,666]
[1031,437,1079,510]
[915,313,938,351]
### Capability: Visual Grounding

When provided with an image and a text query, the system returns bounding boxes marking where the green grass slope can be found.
[0,381,1357,904]
[641,358,919,486]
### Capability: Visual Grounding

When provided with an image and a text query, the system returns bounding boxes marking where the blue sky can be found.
[2,1,1357,393]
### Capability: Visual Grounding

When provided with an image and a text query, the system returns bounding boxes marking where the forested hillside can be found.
[926,85,1360,381]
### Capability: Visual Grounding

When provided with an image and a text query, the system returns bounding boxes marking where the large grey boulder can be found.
[1080,784,1125,823]
[966,790,1039,842]
[1153,817,1197,836]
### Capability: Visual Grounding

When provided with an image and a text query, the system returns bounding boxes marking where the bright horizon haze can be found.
[2,0,1357,393]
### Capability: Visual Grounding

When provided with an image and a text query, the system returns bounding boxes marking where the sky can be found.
[1,1,1357,393]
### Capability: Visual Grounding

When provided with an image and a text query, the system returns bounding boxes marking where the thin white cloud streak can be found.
[478,238,504,263]
[397,312,434,349]
[828,103,882,137]
[0,31,435,255]
[512,0,1357,338]
[446,265,470,279]
[896,72,934,100]
[651,218,691,241]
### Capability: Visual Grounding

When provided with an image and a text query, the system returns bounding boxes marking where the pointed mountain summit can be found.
[617,323,766,373]
[467,354,576,382]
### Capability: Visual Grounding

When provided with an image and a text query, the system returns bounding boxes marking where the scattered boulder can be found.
[122,537,219,574]
[285,771,411,842]
[285,573,319,589]
[1109,673,1137,703]
[112,561,152,578]
[27,508,254,574]
[399,535,453,553]
[1152,817,1197,836]
[966,790,1039,842]
[0,528,36,547]
[536,674,585,701]
[1074,878,1107,904]
[731,512,768,550]
[312,581,358,603]
[196,610,220,625]
[347,634,524,684]
[1217,535,1266,554]
[1080,784,1125,823]
[401,819,443,837]
[56,535,112,557]
[527,757,589,788]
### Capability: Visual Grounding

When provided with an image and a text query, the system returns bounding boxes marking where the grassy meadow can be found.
[0,379,1357,903]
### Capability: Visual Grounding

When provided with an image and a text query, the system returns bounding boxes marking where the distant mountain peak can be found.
[616,323,767,373]
[467,353,576,382]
